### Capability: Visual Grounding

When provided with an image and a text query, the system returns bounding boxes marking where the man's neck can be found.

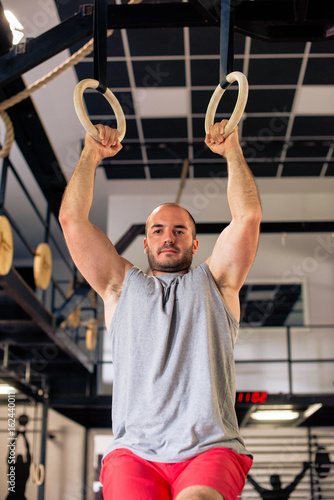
[152,269,189,276]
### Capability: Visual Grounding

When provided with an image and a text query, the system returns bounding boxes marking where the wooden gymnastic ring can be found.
[205,71,248,138]
[0,215,13,275]
[86,318,98,351]
[33,243,52,290]
[73,78,126,142]
[32,462,45,485]
[66,278,82,329]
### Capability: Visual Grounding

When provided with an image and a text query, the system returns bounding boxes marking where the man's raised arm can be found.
[59,126,133,303]
[205,120,262,321]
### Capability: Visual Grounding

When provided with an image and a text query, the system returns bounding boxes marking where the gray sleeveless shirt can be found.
[104,262,251,462]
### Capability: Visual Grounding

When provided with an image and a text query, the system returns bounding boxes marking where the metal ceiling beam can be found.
[49,393,334,428]
[202,221,334,234]
[0,319,34,327]
[54,281,92,326]
[234,0,334,41]
[235,0,333,25]
[115,221,334,254]
[293,0,310,22]
[49,394,112,409]
[0,375,45,401]
[115,224,146,255]
[236,23,333,42]
[238,405,256,428]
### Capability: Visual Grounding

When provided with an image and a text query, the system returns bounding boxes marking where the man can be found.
[247,462,310,499]
[6,430,31,500]
[59,120,262,500]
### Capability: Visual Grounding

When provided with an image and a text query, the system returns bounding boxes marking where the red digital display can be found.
[236,392,268,404]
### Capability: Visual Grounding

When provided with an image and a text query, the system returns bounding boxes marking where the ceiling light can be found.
[0,384,16,395]
[4,10,24,30]
[11,29,24,45]
[4,10,24,45]
[303,403,322,419]
[250,409,299,421]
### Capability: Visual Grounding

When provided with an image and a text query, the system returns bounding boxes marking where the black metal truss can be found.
[0,268,94,373]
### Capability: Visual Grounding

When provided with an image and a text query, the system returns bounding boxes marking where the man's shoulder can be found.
[189,261,211,279]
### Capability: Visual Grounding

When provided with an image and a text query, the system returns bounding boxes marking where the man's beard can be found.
[146,244,193,273]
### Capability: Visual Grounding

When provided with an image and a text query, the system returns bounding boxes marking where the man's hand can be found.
[84,124,123,161]
[205,119,242,160]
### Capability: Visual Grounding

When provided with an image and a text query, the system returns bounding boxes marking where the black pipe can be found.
[38,393,49,500]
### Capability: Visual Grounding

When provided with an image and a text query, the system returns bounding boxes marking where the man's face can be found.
[144,205,199,275]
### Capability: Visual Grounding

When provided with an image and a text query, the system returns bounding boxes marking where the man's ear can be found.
[143,238,148,254]
[192,238,199,255]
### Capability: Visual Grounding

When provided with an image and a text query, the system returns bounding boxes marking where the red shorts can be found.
[100,447,252,500]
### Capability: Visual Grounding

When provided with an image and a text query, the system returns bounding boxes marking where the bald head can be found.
[145,203,197,239]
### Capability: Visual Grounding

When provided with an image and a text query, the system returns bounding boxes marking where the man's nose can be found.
[164,229,175,243]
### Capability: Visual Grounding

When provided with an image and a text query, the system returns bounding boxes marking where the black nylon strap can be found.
[219,78,232,90]
[94,0,108,93]
[220,0,234,79]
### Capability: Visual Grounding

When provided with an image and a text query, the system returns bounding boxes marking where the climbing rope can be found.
[0,111,15,158]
